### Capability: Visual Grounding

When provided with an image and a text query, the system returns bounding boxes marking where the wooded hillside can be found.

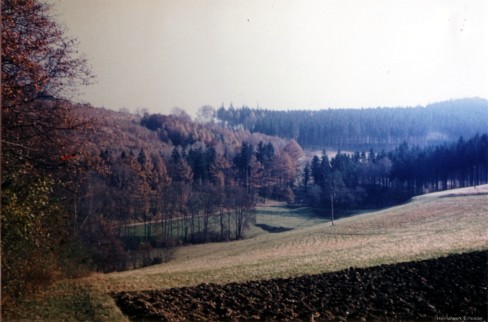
[216,98,488,150]
[2,0,487,310]
[66,106,304,273]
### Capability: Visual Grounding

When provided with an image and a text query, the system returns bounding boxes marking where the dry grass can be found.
[8,185,487,321]
[92,185,488,294]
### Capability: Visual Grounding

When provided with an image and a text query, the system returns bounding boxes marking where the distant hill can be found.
[216,98,488,150]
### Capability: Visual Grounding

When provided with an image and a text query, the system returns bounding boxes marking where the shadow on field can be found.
[255,223,294,233]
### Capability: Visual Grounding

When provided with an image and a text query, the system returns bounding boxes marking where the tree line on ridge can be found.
[216,100,488,150]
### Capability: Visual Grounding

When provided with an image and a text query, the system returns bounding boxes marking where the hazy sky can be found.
[49,0,488,115]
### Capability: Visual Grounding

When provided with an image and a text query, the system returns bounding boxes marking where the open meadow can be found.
[100,185,488,293]
[5,185,488,321]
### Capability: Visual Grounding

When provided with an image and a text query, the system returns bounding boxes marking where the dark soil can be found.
[112,250,488,321]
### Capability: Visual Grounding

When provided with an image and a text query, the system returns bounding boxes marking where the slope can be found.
[5,185,487,321]
[98,184,488,293]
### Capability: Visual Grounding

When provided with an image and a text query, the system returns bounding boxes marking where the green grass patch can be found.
[2,279,127,322]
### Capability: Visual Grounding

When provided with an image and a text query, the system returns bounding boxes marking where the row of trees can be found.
[77,148,256,272]
[298,133,488,212]
[74,136,303,272]
[216,100,488,150]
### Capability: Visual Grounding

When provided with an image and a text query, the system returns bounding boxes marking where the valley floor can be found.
[98,185,488,294]
[4,185,488,321]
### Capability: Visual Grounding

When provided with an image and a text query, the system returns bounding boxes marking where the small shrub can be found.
[152,257,163,265]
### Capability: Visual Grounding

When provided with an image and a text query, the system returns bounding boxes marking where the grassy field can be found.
[5,185,488,321]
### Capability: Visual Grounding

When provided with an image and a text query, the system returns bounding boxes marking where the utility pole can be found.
[330,194,335,226]
[329,169,335,226]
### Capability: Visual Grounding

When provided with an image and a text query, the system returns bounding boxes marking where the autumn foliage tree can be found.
[1,0,93,303]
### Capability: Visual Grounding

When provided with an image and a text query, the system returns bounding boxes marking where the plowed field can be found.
[113,250,487,321]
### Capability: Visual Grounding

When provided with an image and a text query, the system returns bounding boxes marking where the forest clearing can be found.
[5,185,487,321]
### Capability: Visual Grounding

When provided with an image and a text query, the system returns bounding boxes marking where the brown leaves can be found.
[1,0,94,304]
[1,0,93,108]
[2,0,94,175]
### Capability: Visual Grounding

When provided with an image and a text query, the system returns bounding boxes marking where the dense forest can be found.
[70,107,303,273]
[2,0,487,309]
[216,99,488,150]
[298,134,488,213]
